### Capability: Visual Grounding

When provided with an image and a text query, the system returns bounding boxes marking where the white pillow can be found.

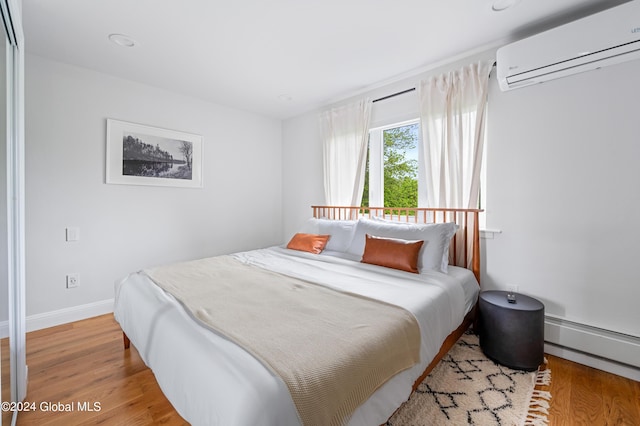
[301,218,357,252]
[346,218,458,273]
[369,215,458,273]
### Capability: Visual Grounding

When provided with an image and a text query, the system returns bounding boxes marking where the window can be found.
[362,118,487,226]
[362,120,419,209]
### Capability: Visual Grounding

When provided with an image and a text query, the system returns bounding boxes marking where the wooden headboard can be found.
[311,206,482,284]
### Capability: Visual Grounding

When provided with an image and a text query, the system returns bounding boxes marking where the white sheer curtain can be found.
[417,61,492,209]
[418,61,491,270]
[320,99,372,209]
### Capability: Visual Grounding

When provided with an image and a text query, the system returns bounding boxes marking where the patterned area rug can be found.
[388,331,551,426]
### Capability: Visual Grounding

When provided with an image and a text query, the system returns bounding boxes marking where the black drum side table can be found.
[478,290,545,371]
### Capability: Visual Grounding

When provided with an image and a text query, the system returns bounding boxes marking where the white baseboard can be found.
[545,314,640,381]
[26,299,114,333]
[0,319,7,339]
[1,300,114,338]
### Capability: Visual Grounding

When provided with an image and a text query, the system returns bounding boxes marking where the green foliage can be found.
[362,148,371,207]
[361,124,418,208]
[383,125,418,208]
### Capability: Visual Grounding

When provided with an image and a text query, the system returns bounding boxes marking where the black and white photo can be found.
[106,119,203,188]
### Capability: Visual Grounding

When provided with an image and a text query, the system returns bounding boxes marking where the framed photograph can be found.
[106,119,203,188]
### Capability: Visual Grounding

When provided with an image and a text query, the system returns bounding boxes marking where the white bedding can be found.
[114,246,479,426]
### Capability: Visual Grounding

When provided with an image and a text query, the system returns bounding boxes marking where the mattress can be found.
[114,246,479,426]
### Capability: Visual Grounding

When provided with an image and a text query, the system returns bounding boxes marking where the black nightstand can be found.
[478,290,544,371]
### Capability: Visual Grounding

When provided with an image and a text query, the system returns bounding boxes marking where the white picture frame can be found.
[106,119,203,188]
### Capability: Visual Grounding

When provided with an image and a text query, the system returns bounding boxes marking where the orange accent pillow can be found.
[361,234,424,273]
[286,233,331,254]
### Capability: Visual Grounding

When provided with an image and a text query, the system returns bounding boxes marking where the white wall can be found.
[484,60,640,334]
[484,59,640,370]
[282,55,640,373]
[25,54,283,321]
[281,111,324,239]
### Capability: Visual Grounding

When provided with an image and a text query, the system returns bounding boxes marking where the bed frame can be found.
[311,205,482,393]
[120,205,483,422]
[311,206,482,282]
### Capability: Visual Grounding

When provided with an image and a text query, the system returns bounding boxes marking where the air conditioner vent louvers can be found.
[497,1,640,91]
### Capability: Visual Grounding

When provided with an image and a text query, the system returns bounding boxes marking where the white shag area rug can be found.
[387,331,551,426]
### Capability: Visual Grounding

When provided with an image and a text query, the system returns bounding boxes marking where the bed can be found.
[114,206,482,426]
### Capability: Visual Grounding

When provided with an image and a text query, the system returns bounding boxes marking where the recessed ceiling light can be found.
[492,0,521,12]
[108,33,137,48]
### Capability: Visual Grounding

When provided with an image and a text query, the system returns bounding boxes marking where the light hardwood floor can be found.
[5,314,640,425]
[2,337,13,425]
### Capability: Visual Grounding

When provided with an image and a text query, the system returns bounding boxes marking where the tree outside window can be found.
[362,122,418,209]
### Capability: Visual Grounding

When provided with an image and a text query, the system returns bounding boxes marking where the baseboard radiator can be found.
[544,314,640,369]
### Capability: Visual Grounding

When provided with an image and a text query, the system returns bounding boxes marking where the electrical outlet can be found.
[66,227,80,242]
[66,273,79,288]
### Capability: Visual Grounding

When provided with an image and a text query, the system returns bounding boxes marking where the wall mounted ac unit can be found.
[497,1,640,91]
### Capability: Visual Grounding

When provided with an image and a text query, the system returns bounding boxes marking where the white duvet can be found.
[114,246,479,426]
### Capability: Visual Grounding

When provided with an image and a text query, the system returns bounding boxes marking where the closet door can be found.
[1,0,26,424]
[1,24,10,426]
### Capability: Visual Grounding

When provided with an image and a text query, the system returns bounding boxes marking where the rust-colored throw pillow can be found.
[361,234,424,273]
[286,233,331,254]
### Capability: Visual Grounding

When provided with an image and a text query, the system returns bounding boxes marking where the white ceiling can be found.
[22,0,626,119]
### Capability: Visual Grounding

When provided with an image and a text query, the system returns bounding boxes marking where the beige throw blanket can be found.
[146,255,420,426]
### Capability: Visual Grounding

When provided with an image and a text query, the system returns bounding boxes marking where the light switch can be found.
[66,227,80,242]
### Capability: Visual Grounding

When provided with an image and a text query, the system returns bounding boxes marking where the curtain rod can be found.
[372,88,415,103]
[372,62,497,103]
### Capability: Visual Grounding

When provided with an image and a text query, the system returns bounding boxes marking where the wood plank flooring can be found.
[544,352,640,426]
[2,337,13,426]
[5,314,640,425]
[11,316,187,425]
